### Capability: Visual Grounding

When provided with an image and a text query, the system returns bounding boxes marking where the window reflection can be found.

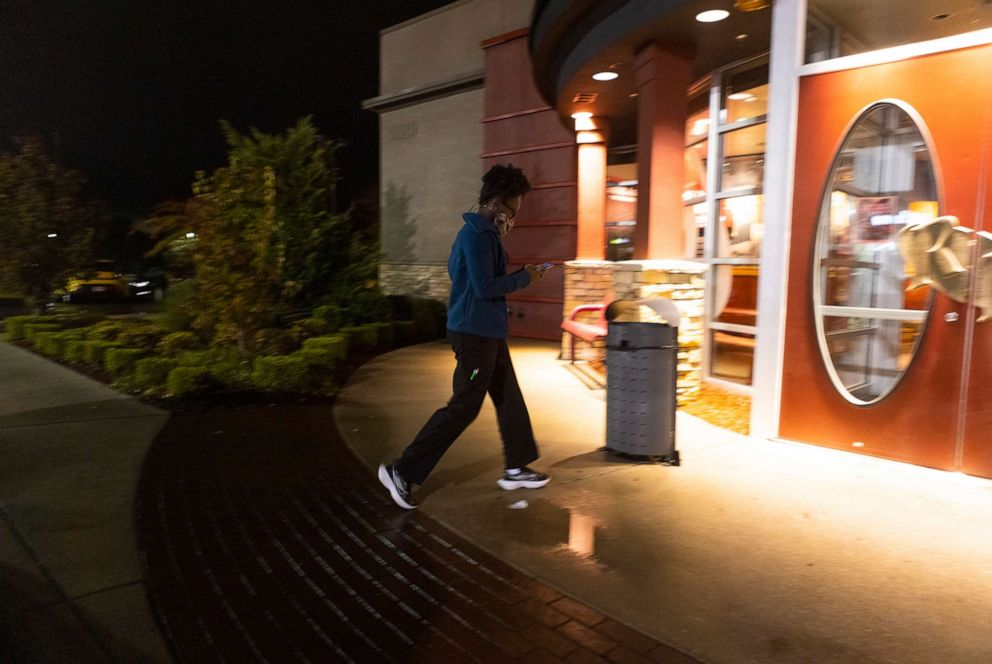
[720,124,766,192]
[815,103,936,404]
[718,195,764,258]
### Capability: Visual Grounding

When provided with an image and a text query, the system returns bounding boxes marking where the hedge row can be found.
[5,313,431,399]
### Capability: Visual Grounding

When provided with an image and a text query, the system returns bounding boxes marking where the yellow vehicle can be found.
[64,260,127,302]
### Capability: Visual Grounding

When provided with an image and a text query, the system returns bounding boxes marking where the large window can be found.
[806,0,992,64]
[684,60,768,386]
[813,102,937,404]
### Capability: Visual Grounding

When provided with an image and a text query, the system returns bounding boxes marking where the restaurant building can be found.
[365,0,992,479]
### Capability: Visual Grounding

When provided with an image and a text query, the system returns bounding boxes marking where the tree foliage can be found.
[0,138,104,309]
[138,117,379,350]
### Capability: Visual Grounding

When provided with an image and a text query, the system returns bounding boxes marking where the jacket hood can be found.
[463,211,498,234]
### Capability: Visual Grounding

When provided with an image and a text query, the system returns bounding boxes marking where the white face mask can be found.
[495,212,515,237]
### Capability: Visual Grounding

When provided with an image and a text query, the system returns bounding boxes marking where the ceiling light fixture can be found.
[734,0,770,11]
[728,92,754,100]
[695,9,730,23]
[571,111,593,119]
[592,71,620,81]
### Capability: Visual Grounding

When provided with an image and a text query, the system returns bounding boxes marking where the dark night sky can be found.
[0,1,452,216]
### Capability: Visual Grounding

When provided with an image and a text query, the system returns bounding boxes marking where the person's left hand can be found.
[524,264,545,283]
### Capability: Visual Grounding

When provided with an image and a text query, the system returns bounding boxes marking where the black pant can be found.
[395,330,539,485]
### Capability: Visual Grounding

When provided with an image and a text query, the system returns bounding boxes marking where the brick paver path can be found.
[136,404,696,663]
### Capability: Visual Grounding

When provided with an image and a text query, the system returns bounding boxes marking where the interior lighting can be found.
[592,71,620,81]
[696,9,730,23]
[736,33,749,41]
[852,441,866,448]
[728,92,754,100]
[47,233,58,238]
[570,111,593,119]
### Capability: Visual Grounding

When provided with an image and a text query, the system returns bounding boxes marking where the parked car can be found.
[126,267,168,301]
[63,260,127,302]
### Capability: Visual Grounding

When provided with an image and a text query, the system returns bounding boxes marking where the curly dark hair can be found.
[478,163,532,205]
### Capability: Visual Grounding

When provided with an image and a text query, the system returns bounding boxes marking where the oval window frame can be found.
[811,99,941,406]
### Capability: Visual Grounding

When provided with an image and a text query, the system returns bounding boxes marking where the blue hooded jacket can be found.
[446,212,531,339]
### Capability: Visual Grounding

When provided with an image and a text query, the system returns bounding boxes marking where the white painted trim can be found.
[749,0,806,440]
[798,28,992,78]
[817,306,929,322]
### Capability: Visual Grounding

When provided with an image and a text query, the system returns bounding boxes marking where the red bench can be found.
[561,304,607,363]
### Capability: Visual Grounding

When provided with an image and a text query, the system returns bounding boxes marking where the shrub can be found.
[155,331,200,356]
[312,304,342,331]
[343,290,391,325]
[82,340,123,366]
[175,346,252,388]
[252,328,297,356]
[3,315,49,341]
[134,357,178,390]
[63,338,87,362]
[104,348,149,375]
[85,320,127,341]
[339,325,377,355]
[299,335,347,368]
[368,322,394,350]
[23,323,61,344]
[392,320,416,347]
[115,325,164,348]
[410,297,447,341]
[206,354,253,389]
[33,331,63,356]
[251,354,310,392]
[166,366,214,397]
[160,279,196,332]
[289,317,332,344]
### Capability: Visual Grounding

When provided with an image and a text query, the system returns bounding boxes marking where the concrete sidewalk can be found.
[336,339,992,664]
[0,341,172,663]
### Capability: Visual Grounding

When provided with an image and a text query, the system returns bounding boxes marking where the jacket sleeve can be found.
[463,231,531,299]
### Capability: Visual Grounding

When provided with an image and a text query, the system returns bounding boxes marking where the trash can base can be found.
[606,449,681,466]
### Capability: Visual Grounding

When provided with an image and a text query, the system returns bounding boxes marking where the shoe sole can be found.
[378,464,417,509]
[497,477,550,490]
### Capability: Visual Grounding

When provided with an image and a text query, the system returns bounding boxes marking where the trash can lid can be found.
[605,297,681,327]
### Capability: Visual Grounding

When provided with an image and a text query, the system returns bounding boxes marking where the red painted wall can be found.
[482,30,577,340]
[780,44,992,477]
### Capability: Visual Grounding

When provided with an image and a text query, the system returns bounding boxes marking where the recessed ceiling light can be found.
[592,71,620,81]
[696,9,730,22]
[728,92,753,100]
[570,111,593,119]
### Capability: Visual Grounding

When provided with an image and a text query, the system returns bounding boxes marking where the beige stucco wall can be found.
[380,89,484,265]
[376,0,535,299]
[380,0,534,95]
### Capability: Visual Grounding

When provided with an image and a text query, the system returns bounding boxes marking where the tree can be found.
[0,138,104,310]
[138,117,378,350]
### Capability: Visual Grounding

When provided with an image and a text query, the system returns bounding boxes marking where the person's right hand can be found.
[525,264,545,284]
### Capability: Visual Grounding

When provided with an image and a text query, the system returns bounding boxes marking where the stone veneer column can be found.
[562,259,706,404]
[379,263,450,302]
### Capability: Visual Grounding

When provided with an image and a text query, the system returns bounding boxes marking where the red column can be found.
[634,42,693,259]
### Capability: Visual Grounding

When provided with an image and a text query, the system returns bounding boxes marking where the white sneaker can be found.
[497,467,550,490]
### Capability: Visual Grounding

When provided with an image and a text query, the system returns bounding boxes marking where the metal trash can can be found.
[604,297,680,464]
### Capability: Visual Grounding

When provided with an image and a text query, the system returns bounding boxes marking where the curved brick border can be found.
[135,405,696,663]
